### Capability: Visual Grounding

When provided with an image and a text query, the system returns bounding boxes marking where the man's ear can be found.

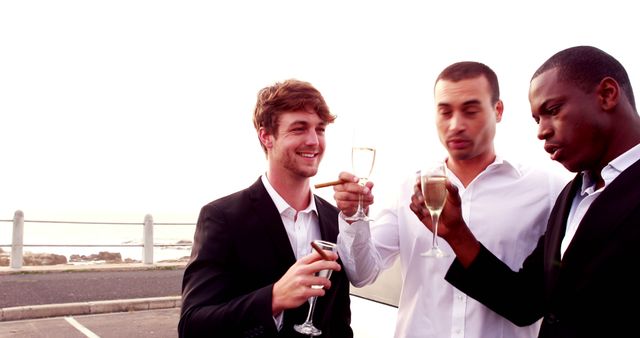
[258,127,273,149]
[495,99,504,123]
[598,77,620,111]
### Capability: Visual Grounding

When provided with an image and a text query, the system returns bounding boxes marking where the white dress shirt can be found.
[261,174,321,330]
[337,157,568,338]
[562,142,640,258]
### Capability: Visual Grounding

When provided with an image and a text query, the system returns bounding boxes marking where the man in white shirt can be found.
[410,46,640,338]
[334,62,567,338]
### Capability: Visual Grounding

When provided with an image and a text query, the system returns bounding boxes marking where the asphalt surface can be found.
[0,268,184,308]
[0,308,181,338]
[0,263,398,337]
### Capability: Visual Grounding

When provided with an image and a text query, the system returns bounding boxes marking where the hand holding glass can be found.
[419,162,450,258]
[293,240,337,336]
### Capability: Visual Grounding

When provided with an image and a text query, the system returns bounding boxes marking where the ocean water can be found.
[0,220,196,263]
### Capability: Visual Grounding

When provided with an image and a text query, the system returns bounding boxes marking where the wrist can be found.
[271,283,285,315]
[446,226,480,268]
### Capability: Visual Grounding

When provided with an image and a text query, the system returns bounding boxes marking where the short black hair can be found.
[532,46,636,110]
[436,61,500,105]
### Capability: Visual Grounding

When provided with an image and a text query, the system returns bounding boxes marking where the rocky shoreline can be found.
[0,247,189,266]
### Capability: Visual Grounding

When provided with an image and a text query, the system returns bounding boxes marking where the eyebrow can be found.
[538,96,564,112]
[285,120,327,129]
[288,120,308,126]
[438,99,482,107]
[537,100,550,112]
[462,99,482,106]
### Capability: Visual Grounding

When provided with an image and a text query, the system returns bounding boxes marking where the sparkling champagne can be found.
[421,175,446,215]
[311,269,333,289]
[351,147,376,181]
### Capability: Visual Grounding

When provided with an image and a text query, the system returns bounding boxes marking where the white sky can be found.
[1,1,637,224]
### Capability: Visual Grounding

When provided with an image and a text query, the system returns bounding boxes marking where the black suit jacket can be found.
[178,178,353,338]
[446,158,640,338]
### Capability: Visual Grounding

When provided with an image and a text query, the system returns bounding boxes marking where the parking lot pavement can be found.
[0,259,396,337]
[0,308,180,338]
[0,296,397,338]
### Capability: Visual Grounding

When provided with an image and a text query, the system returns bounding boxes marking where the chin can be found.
[299,167,319,178]
[559,160,582,173]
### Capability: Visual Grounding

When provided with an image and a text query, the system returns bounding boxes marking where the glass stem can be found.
[356,193,364,216]
[304,296,318,323]
[431,214,439,248]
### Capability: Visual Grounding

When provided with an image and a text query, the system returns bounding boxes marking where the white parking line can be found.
[64,316,101,338]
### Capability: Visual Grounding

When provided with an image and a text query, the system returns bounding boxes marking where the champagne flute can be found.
[419,162,450,258]
[294,240,337,336]
[345,130,376,222]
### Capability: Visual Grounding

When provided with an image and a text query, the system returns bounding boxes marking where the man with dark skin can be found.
[410,46,640,337]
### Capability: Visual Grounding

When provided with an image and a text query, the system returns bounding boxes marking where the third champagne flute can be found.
[419,162,450,258]
[293,240,337,336]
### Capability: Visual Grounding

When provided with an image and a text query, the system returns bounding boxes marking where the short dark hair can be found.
[532,45,636,110]
[435,61,500,104]
[253,79,336,154]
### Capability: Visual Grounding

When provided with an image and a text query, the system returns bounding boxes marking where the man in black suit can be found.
[179,79,353,337]
[410,46,640,338]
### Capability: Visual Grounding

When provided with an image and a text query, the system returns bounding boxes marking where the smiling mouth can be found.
[298,152,318,158]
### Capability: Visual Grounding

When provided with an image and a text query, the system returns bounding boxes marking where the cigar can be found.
[314,180,343,189]
[311,241,330,260]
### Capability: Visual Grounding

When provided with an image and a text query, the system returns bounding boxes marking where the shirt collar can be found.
[580,142,640,195]
[444,154,522,177]
[261,174,318,215]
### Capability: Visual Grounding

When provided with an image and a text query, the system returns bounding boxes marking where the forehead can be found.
[529,68,569,110]
[434,76,491,104]
[277,110,324,127]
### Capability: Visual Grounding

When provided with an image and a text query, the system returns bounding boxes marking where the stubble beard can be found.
[282,151,321,179]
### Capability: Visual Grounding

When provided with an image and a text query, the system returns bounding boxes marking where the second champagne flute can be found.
[419,162,450,258]
[345,129,376,222]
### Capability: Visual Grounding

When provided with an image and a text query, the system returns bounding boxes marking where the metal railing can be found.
[0,210,195,269]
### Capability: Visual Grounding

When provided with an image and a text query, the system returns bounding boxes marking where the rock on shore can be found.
[70,251,124,263]
[0,250,142,266]
[0,251,68,266]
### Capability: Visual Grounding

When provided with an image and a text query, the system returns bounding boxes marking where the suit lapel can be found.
[245,181,340,269]
[544,176,581,296]
[251,181,315,331]
[247,179,297,269]
[545,175,581,264]
[562,159,640,264]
